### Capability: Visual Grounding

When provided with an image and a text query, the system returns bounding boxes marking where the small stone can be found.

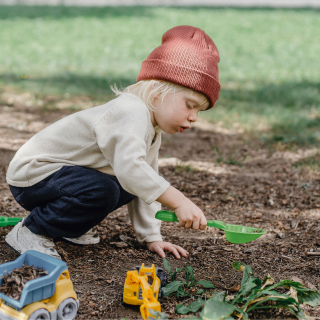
[276,232,285,239]
[110,242,128,248]
[290,220,298,228]
[269,199,274,206]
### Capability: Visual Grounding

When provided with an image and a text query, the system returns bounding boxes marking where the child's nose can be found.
[188,112,197,122]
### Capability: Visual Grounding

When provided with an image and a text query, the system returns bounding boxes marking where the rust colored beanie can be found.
[137,25,220,109]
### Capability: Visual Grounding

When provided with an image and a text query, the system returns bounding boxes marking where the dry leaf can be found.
[228,284,241,292]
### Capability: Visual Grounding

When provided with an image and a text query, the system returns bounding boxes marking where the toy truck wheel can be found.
[157,270,167,301]
[57,298,78,320]
[28,308,50,320]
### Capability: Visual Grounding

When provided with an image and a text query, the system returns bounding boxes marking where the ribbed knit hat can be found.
[137,25,220,109]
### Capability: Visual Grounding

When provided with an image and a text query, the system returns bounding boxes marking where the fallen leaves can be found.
[0,264,48,300]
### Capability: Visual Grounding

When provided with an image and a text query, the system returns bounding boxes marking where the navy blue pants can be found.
[9,166,136,239]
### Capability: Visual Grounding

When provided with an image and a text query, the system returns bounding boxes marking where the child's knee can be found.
[79,176,121,210]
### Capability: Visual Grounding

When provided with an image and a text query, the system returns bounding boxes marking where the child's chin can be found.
[162,128,176,134]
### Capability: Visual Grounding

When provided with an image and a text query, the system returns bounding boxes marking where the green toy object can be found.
[155,210,266,244]
[0,216,23,227]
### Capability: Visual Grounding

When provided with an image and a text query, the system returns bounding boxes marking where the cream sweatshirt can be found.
[6,93,170,243]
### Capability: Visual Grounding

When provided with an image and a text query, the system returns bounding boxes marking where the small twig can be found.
[281,255,293,260]
[306,252,320,256]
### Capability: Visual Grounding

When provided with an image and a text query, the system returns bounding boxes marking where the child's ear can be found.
[152,92,161,101]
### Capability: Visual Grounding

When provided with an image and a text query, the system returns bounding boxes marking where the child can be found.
[5,25,220,260]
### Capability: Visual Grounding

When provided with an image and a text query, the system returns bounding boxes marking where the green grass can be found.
[294,153,320,172]
[1,6,320,147]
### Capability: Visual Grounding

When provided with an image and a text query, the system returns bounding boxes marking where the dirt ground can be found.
[1,96,320,319]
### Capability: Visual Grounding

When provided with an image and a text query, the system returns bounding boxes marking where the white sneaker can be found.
[63,228,100,245]
[5,219,61,260]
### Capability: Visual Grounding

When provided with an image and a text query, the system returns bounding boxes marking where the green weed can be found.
[174,165,197,175]
[161,259,320,319]
[162,258,215,298]
[214,146,247,167]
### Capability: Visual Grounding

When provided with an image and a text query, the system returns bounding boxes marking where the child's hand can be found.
[146,241,188,259]
[175,197,207,230]
[156,186,207,231]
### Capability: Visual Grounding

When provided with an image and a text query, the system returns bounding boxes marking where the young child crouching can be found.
[5,25,220,260]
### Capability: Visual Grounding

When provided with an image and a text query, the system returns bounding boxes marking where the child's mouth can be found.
[179,126,190,133]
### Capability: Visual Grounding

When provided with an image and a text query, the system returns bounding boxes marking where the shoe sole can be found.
[62,237,100,245]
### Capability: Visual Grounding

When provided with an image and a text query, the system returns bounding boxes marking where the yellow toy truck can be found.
[123,264,167,319]
[0,250,78,320]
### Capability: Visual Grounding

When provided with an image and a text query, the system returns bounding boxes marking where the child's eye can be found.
[186,102,193,109]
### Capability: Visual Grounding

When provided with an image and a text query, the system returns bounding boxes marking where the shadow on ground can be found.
[1,75,320,147]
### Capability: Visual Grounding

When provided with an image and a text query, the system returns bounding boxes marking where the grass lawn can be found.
[1,5,320,148]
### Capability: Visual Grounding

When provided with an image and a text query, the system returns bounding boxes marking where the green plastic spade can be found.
[155,210,266,244]
[0,216,23,227]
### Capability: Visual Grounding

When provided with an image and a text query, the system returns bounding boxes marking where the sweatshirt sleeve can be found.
[92,101,170,205]
[127,151,168,243]
[127,198,163,243]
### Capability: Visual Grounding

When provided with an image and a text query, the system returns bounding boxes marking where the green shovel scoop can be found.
[155,210,266,244]
[0,216,23,227]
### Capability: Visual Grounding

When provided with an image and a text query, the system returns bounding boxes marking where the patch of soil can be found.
[1,101,320,319]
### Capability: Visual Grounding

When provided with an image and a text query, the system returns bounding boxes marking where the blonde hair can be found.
[111,80,209,111]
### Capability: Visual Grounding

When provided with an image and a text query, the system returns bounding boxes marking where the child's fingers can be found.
[191,218,200,230]
[174,245,189,257]
[200,215,207,230]
[178,220,186,228]
[154,245,166,258]
[167,246,181,259]
[169,244,189,258]
[147,241,189,259]
[184,221,193,229]
[192,213,207,230]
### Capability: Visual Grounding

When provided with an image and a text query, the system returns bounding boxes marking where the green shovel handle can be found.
[155,210,228,231]
[155,210,179,222]
[0,216,23,227]
[206,220,227,231]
